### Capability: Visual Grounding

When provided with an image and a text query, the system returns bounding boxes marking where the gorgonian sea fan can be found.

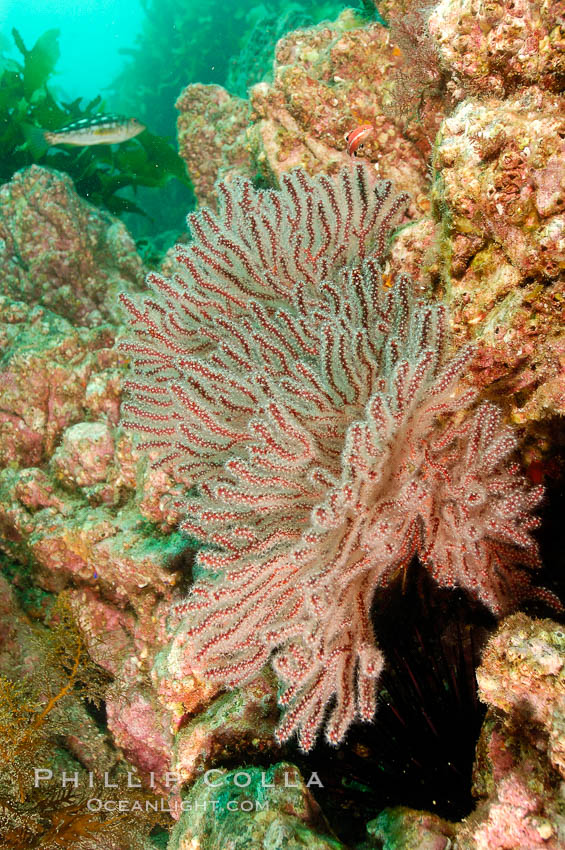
[119,165,554,751]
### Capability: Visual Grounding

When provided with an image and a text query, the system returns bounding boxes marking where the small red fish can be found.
[345,124,374,157]
[526,457,560,485]
[526,460,545,485]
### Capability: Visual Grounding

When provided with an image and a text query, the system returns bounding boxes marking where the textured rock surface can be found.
[456,614,565,849]
[176,84,254,210]
[167,763,343,850]
[0,291,186,789]
[0,573,118,778]
[172,671,278,785]
[105,683,175,794]
[476,613,565,778]
[426,0,565,430]
[433,89,564,284]
[365,807,456,850]
[431,87,565,428]
[0,572,44,676]
[428,0,565,97]
[0,166,145,326]
[458,711,565,849]
[50,421,116,488]
[0,297,118,469]
[247,11,431,217]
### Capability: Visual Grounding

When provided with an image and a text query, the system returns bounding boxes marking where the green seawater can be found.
[1,0,377,241]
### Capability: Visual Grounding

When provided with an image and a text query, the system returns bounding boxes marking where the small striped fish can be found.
[44,114,145,146]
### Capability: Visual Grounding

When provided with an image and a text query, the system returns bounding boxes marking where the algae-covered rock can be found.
[0,291,192,791]
[458,709,565,849]
[105,682,175,795]
[365,806,455,849]
[0,573,119,778]
[50,421,115,488]
[428,0,565,96]
[456,614,565,849]
[0,297,118,467]
[0,165,145,326]
[172,670,279,784]
[167,763,343,850]
[247,12,431,217]
[476,613,565,777]
[176,84,254,210]
[432,87,565,428]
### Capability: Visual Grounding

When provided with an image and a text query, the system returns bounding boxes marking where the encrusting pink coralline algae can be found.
[119,164,556,751]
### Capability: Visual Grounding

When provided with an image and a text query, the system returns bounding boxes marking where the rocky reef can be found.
[0,0,563,848]
[0,167,145,327]
[176,1,564,444]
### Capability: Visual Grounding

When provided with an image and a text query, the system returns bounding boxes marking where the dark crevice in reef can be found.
[171,469,565,845]
[288,487,565,847]
[84,695,108,729]
[286,566,494,843]
[164,544,198,597]
[530,462,565,613]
